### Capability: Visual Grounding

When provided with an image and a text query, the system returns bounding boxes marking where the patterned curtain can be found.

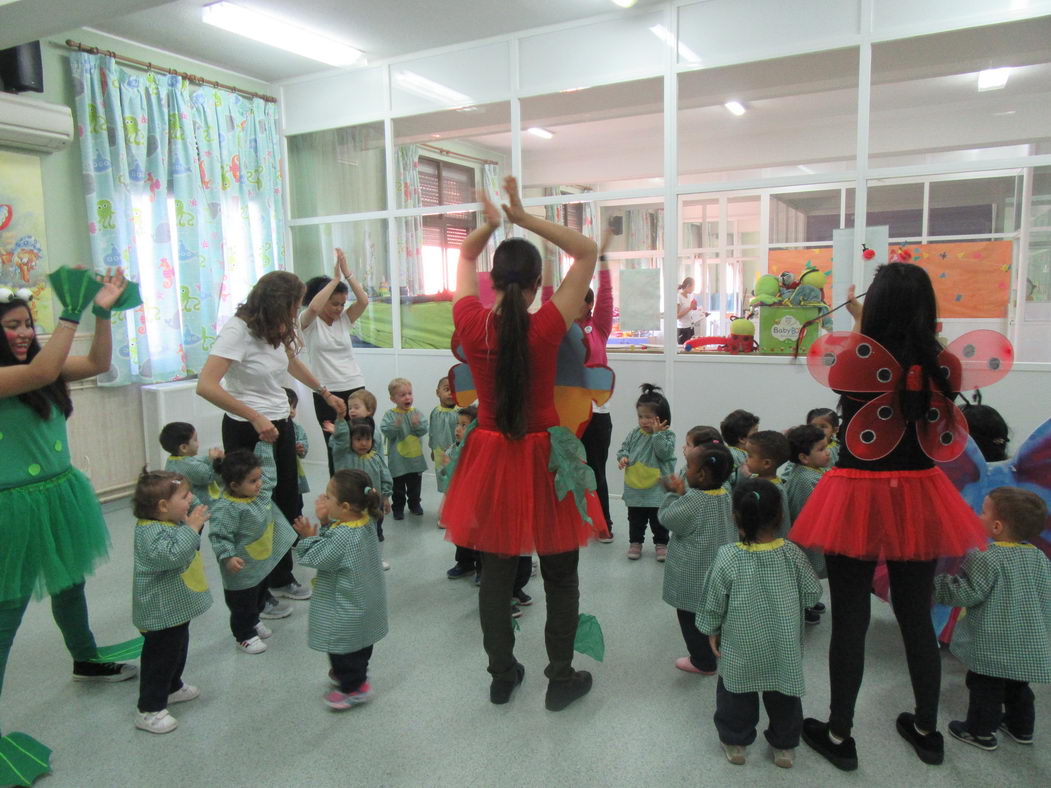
[394,145,423,296]
[482,162,504,267]
[69,52,284,385]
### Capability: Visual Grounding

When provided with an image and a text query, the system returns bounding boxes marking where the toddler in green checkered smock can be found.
[294,468,388,711]
[934,487,1051,751]
[130,468,213,735]
[159,421,223,509]
[697,477,822,769]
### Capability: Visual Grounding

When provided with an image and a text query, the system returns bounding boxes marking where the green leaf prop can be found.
[48,267,103,321]
[573,613,605,662]
[0,733,52,787]
[110,280,143,312]
[89,636,144,663]
[512,616,521,632]
[547,427,598,524]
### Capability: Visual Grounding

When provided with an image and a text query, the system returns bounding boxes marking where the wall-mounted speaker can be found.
[0,42,44,94]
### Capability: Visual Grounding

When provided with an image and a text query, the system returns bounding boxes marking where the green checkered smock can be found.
[296,517,389,654]
[727,445,747,487]
[381,407,429,477]
[934,542,1051,683]
[696,539,822,696]
[429,406,459,493]
[133,519,212,632]
[330,420,393,498]
[293,420,310,494]
[208,442,297,591]
[784,462,828,577]
[617,428,677,507]
[165,454,220,509]
[659,489,736,613]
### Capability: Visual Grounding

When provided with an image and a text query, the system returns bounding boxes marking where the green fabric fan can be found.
[93,280,144,319]
[88,636,144,663]
[574,613,605,662]
[0,732,52,787]
[47,267,103,322]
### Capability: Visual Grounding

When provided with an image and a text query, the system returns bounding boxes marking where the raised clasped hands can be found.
[500,175,529,226]
[94,267,128,310]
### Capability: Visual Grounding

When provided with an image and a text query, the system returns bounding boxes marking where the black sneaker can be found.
[545,670,592,711]
[73,661,137,682]
[896,712,944,764]
[801,718,858,771]
[490,662,524,704]
[948,720,998,751]
[447,563,475,580]
[392,510,404,521]
[511,605,523,619]
[513,592,533,606]
[811,602,826,614]
[998,722,1033,745]
[409,504,424,516]
[805,607,821,625]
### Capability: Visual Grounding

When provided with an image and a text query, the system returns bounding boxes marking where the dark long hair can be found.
[0,299,73,420]
[859,263,951,420]
[732,478,782,544]
[235,271,306,351]
[490,238,541,440]
[330,468,383,521]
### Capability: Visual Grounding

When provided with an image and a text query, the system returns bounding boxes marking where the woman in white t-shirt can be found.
[676,277,697,345]
[196,271,346,604]
[300,248,370,475]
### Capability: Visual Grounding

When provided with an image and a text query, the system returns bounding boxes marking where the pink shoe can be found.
[655,545,668,562]
[676,657,715,675]
[627,544,642,560]
[324,682,373,710]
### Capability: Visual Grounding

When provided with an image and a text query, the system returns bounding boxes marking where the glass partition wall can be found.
[283,3,1051,362]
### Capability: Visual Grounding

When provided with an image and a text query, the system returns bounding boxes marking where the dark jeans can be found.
[965,670,1035,737]
[479,550,579,683]
[223,582,268,642]
[329,645,373,693]
[312,386,364,477]
[0,583,98,694]
[513,556,531,597]
[581,412,613,532]
[825,554,939,737]
[222,415,300,589]
[375,515,384,542]
[677,326,694,345]
[715,677,802,749]
[392,472,422,513]
[627,506,669,545]
[455,546,480,572]
[138,622,189,712]
[677,608,716,672]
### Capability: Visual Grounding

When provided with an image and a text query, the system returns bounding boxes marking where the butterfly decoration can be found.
[449,321,615,438]
[929,419,1051,643]
[807,330,1013,462]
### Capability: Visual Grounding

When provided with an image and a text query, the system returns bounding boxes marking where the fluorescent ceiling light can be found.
[977,67,1011,91]
[724,100,746,116]
[202,2,365,67]
[649,24,702,65]
[393,70,473,105]
[611,0,638,7]
[528,127,554,140]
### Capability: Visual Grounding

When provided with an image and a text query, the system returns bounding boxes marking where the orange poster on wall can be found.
[767,241,1011,319]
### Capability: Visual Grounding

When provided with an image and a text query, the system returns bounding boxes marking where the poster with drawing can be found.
[618,268,661,331]
[0,150,54,332]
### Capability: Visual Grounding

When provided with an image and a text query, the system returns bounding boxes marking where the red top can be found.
[541,268,613,367]
[452,296,567,433]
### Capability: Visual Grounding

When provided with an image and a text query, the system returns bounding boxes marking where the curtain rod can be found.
[64,39,277,103]
[419,143,497,166]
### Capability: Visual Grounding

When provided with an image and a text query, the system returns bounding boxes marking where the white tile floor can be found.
[4,469,1049,787]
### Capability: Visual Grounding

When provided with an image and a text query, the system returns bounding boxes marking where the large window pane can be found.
[678,49,858,184]
[287,122,386,218]
[600,201,664,353]
[521,78,663,195]
[928,176,1020,237]
[290,219,391,348]
[870,19,1051,167]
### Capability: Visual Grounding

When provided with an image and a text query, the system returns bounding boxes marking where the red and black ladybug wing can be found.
[807,332,901,393]
[941,330,1013,392]
[844,391,908,461]
[915,394,970,463]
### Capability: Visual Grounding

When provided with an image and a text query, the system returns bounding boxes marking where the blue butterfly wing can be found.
[448,337,477,407]
[554,323,615,437]
[1006,419,1051,559]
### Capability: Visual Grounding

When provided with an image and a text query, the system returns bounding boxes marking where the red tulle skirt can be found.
[790,467,985,561]
[440,428,607,556]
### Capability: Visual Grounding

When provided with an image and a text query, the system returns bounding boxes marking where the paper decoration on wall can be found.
[617,268,661,331]
[0,151,55,331]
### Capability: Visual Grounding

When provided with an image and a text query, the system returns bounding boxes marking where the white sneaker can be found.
[168,684,199,704]
[237,636,267,654]
[135,709,178,734]
[259,599,292,619]
[255,622,273,639]
[382,560,391,571]
[272,581,312,600]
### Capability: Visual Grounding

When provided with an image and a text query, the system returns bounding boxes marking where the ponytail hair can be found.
[490,238,542,440]
[636,383,671,426]
[678,277,694,291]
[132,467,188,520]
[692,444,733,489]
[732,478,782,544]
[330,469,383,521]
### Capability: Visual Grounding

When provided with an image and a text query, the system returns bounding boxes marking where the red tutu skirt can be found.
[790,467,985,561]
[440,428,607,556]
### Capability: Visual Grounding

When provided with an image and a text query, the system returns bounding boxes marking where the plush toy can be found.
[749,274,782,307]
[683,318,758,354]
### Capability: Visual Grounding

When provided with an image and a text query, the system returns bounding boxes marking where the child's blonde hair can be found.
[133,467,188,520]
[349,389,377,415]
[388,377,412,396]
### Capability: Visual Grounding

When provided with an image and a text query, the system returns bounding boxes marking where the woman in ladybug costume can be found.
[792,262,1008,771]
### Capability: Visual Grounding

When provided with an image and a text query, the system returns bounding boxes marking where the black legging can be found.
[222,415,301,588]
[825,554,940,737]
[312,387,364,476]
[580,412,612,532]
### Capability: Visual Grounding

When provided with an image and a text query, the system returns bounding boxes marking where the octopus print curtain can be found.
[69,52,285,385]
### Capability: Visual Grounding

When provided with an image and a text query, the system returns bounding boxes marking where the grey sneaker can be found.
[272,581,311,600]
[259,599,292,619]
